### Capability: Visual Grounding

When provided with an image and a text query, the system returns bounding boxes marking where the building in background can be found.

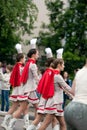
[22,0,49,55]
[22,0,68,54]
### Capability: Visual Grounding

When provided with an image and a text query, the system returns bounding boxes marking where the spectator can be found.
[2,61,7,74]
[0,64,13,111]
[0,62,3,101]
[63,71,72,109]
[64,59,87,130]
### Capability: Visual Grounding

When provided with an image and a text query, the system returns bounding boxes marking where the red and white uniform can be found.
[9,62,24,101]
[37,70,71,116]
[20,58,39,104]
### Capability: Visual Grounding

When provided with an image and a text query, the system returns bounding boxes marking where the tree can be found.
[39,0,87,75]
[62,0,87,58]
[0,0,38,63]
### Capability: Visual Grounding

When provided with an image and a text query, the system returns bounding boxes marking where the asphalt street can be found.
[0,111,60,130]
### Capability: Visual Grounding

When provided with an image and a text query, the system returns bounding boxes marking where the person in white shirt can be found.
[0,62,3,100]
[0,64,13,111]
[64,59,87,130]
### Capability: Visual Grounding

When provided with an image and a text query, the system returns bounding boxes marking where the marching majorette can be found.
[36,48,73,130]
[20,38,40,129]
[6,38,40,130]
[1,43,25,130]
[27,47,59,130]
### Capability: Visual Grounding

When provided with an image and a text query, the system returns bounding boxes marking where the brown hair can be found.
[16,53,24,62]
[6,64,13,72]
[27,49,37,58]
[53,59,64,69]
[45,57,55,68]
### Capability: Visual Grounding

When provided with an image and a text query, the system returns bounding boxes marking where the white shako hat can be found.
[15,43,22,53]
[30,38,37,49]
[56,48,63,59]
[45,47,53,58]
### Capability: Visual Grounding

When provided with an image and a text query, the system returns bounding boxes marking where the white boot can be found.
[36,122,42,130]
[1,114,12,130]
[53,124,60,130]
[7,118,17,130]
[27,124,36,130]
[23,114,29,129]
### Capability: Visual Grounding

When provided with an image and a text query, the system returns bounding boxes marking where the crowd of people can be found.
[0,39,87,130]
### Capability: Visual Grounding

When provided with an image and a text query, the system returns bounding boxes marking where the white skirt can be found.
[10,86,39,104]
[37,96,64,116]
[28,91,39,104]
[9,85,28,101]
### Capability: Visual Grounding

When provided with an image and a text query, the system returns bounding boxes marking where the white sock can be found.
[27,124,36,130]
[24,114,29,128]
[8,118,17,128]
[53,124,60,130]
[36,122,42,130]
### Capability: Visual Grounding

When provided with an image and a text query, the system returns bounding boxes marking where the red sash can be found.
[21,58,35,84]
[10,63,22,87]
[37,68,60,99]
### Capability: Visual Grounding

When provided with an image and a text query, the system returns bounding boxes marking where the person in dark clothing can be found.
[63,71,72,109]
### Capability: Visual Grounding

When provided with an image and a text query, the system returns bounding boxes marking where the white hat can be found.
[30,38,37,49]
[45,47,53,58]
[15,43,22,53]
[56,48,63,59]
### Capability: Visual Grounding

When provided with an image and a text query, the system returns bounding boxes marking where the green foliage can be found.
[39,32,62,54]
[63,0,87,57]
[0,0,38,63]
[38,0,63,53]
[39,0,87,75]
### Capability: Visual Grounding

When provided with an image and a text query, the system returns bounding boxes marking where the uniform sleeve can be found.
[56,74,74,98]
[31,64,39,84]
[55,74,71,91]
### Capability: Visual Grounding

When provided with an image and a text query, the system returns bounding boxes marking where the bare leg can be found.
[8,101,19,114]
[27,106,44,130]
[32,113,43,126]
[12,101,28,118]
[33,103,38,118]
[52,117,59,128]
[1,101,19,129]
[38,114,54,130]
[56,116,66,130]
[23,104,29,115]
[7,101,28,130]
